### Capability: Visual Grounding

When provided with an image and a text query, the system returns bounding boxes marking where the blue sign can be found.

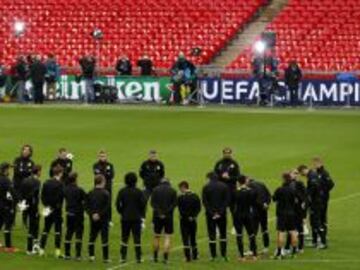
[199,78,360,106]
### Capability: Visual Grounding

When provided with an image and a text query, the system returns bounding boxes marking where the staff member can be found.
[86,174,111,263]
[284,61,302,106]
[139,150,165,200]
[214,148,240,195]
[20,165,42,255]
[273,173,298,259]
[116,172,146,264]
[232,176,257,261]
[49,148,73,184]
[202,172,230,261]
[63,172,86,260]
[39,165,64,258]
[245,176,271,253]
[177,181,201,262]
[0,162,16,252]
[93,150,115,225]
[29,55,47,104]
[150,178,177,264]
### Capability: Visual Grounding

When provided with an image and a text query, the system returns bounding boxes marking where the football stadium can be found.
[0,1,360,270]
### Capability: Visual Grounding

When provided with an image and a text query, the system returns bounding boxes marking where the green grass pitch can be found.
[0,104,359,270]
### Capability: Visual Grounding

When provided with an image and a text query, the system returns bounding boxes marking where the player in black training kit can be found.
[214,147,240,194]
[86,174,111,263]
[298,164,327,249]
[93,150,115,225]
[232,176,258,261]
[312,157,335,241]
[285,169,307,253]
[0,162,17,252]
[177,181,201,262]
[20,165,42,255]
[245,175,271,253]
[202,172,231,261]
[116,172,146,264]
[49,148,73,184]
[139,150,165,201]
[13,145,35,226]
[273,173,298,259]
[150,178,177,264]
[63,172,86,260]
[39,165,64,258]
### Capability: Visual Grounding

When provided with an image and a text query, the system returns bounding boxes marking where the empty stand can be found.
[0,0,265,69]
[228,0,360,71]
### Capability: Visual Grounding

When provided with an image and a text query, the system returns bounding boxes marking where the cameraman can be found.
[170,53,197,105]
[79,55,96,103]
[116,56,132,76]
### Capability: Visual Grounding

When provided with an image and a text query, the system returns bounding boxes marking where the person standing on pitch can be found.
[202,172,230,261]
[13,144,35,226]
[116,172,146,264]
[214,147,240,198]
[63,172,86,260]
[20,165,42,255]
[150,178,177,264]
[285,169,307,253]
[139,150,165,201]
[177,181,201,262]
[49,148,73,185]
[312,157,334,241]
[273,173,298,259]
[93,150,115,225]
[39,165,64,258]
[232,176,258,261]
[298,165,327,249]
[0,162,17,252]
[245,175,271,254]
[86,174,111,263]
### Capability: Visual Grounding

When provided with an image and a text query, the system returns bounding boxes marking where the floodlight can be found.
[14,21,25,36]
[254,40,266,54]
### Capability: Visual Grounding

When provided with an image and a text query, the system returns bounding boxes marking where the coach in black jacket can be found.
[116,172,146,264]
[177,181,201,262]
[30,56,47,104]
[202,172,230,261]
[150,178,177,264]
[285,61,302,106]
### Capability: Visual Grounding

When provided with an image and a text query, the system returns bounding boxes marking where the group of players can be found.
[0,145,334,264]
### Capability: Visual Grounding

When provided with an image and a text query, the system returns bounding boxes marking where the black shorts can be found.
[153,216,174,235]
[277,215,295,232]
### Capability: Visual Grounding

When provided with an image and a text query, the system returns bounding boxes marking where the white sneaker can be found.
[244,251,253,256]
[39,249,45,256]
[261,248,269,254]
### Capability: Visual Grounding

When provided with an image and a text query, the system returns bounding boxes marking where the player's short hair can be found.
[238,175,247,185]
[222,147,232,154]
[125,172,137,187]
[22,144,33,156]
[68,172,78,184]
[178,181,189,189]
[52,164,63,176]
[94,174,105,186]
[32,164,42,175]
[58,147,67,153]
[98,149,107,155]
[297,164,308,172]
[312,156,323,163]
[149,149,157,155]
[206,171,218,181]
[282,172,292,183]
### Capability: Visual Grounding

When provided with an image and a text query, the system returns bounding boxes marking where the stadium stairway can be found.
[211,0,288,68]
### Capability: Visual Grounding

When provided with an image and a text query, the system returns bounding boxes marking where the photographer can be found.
[115,56,132,76]
[45,54,60,99]
[79,55,96,103]
[170,53,197,105]
[137,55,154,76]
[285,61,302,106]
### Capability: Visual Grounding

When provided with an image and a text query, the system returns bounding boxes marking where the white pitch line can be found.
[107,192,360,270]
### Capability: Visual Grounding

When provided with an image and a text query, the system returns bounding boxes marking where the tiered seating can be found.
[229,0,360,71]
[0,0,265,69]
